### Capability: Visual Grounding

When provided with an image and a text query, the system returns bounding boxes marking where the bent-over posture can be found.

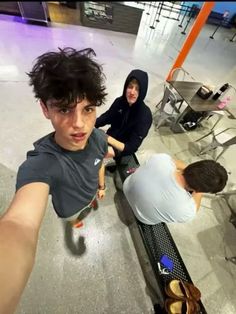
[123,153,228,224]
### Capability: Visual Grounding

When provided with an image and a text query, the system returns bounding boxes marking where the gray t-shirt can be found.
[16,128,108,218]
[123,153,196,224]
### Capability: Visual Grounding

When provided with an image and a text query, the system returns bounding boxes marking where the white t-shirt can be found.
[123,153,196,225]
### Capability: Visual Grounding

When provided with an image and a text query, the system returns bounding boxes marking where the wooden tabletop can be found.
[169,81,222,112]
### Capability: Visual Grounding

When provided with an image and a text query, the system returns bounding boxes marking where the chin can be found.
[128,98,137,104]
[74,141,87,150]
[71,144,85,151]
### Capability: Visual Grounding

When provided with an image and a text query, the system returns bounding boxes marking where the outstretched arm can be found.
[0,182,49,314]
[107,135,125,152]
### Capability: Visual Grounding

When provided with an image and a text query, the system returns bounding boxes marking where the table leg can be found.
[160,86,171,111]
[170,105,192,133]
[154,86,172,129]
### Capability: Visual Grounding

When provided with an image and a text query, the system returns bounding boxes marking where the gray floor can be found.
[0,4,236,314]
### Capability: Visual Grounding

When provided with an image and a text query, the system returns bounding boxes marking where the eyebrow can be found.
[128,83,139,88]
[46,101,68,108]
[48,102,96,109]
[83,103,96,109]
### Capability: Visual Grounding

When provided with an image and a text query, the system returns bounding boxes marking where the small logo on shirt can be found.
[118,109,123,114]
[94,158,101,166]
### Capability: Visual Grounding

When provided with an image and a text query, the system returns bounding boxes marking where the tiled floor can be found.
[0,3,236,314]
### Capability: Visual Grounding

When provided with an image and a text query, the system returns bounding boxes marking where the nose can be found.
[130,87,136,94]
[72,109,85,129]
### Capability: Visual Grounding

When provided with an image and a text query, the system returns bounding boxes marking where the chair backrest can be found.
[215,127,236,147]
[169,67,196,82]
[205,110,225,131]
[156,67,194,110]
[159,84,182,114]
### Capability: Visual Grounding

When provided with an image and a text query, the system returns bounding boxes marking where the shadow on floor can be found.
[114,190,136,227]
[62,221,86,256]
[62,204,100,256]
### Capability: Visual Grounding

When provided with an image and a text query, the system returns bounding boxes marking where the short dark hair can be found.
[128,78,139,85]
[183,160,228,193]
[27,47,107,107]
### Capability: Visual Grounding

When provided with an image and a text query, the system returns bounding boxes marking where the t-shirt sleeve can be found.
[16,154,56,192]
[94,128,108,156]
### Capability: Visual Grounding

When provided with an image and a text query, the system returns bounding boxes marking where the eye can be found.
[59,108,70,114]
[85,106,95,113]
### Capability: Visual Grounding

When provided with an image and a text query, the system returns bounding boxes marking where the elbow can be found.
[123,141,140,155]
[95,117,105,128]
[95,120,100,128]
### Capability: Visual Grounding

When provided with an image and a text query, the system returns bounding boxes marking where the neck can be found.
[175,171,194,192]
[54,133,64,148]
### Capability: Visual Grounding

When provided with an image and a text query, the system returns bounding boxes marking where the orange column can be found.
[166,2,215,81]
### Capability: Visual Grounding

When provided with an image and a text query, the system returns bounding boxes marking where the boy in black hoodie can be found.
[95,69,152,160]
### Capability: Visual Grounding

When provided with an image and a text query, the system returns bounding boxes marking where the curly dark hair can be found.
[183,160,228,193]
[27,47,107,107]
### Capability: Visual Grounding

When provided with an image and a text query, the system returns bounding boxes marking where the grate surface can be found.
[139,222,191,282]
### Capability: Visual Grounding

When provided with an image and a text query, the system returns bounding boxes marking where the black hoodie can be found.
[95,69,152,157]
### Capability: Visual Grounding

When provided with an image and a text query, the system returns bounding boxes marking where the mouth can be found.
[71,132,87,142]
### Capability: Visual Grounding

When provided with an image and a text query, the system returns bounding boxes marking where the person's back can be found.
[123,154,196,224]
[123,153,228,225]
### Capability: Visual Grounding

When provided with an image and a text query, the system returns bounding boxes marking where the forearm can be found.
[107,135,125,152]
[0,220,38,314]
[98,163,105,189]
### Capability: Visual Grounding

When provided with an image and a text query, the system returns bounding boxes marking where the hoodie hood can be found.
[122,69,148,104]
